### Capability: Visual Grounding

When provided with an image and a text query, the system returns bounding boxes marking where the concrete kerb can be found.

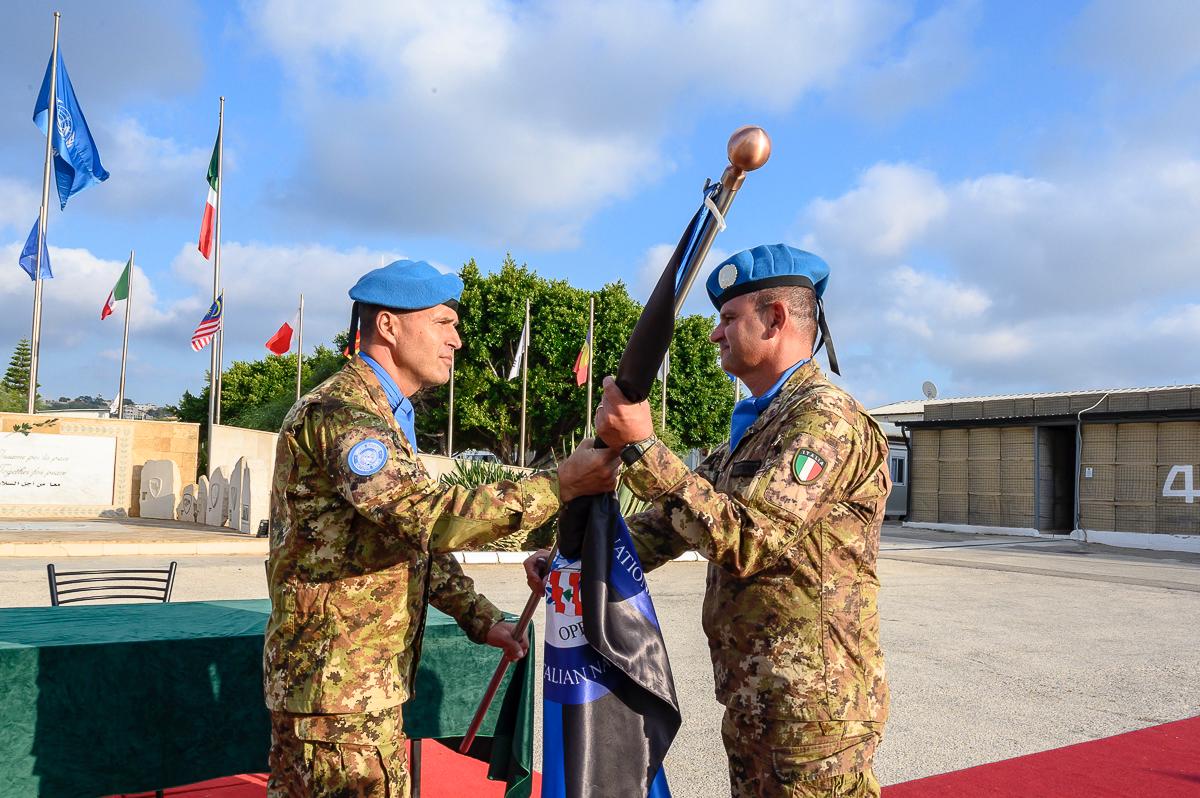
[902,521,1200,554]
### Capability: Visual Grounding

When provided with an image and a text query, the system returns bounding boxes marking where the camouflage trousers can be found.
[721,710,883,798]
[269,707,409,798]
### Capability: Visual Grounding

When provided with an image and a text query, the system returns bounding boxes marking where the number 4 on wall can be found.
[1163,465,1198,504]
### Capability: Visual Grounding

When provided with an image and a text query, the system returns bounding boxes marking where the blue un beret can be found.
[706,244,829,310]
[348,259,463,310]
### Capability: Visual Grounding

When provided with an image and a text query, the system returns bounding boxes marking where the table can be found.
[0,599,534,797]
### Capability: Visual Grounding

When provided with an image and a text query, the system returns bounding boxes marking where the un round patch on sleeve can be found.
[347,439,389,476]
[793,448,827,484]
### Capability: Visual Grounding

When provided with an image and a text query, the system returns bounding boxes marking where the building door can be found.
[1037,426,1076,533]
[886,444,908,518]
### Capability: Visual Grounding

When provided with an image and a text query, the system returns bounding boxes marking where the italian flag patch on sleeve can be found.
[793,448,827,484]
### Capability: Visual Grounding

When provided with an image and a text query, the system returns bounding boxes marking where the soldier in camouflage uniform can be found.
[592,245,891,797]
[266,259,619,798]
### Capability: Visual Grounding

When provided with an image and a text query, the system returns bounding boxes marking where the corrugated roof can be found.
[868,399,926,415]
[925,383,1199,405]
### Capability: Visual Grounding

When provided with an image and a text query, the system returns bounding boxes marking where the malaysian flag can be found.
[191,294,223,351]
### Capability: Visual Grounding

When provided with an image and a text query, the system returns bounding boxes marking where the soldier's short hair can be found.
[754,285,817,328]
[358,303,387,343]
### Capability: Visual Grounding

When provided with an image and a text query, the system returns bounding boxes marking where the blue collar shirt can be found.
[729,359,809,452]
[359,353,418,453]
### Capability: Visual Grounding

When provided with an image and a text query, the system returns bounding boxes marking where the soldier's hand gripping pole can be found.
[459,126,770,755]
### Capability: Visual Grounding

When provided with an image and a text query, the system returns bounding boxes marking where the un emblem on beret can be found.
[717,263,738,290]
[347,439,389,476]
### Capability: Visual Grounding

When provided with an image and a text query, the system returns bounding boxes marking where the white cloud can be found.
[85,119,213,219]
[796,153,1200,398]
[246,0,910,247]
[0,236,409,404]
[801,163,948,258]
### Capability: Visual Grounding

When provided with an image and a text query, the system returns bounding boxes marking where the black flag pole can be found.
[458,126,771,757]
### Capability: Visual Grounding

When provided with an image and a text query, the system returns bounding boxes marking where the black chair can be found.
[46,562,178,606]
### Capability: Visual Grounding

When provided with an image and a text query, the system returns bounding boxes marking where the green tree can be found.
[170,344,349,433]
[2,339,32,396]
[168,258,735,463]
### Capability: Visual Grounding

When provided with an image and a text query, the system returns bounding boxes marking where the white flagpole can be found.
[519,299,530,466]
[585,296,594,439]
[661,349,668,428]
[206,97,224,451]
[117,250,132,418]
[27,11,60,414]
[295,293,304,400]
[447,351,455,456]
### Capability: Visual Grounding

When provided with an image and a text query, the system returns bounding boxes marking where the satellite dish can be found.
[922,381,938,400]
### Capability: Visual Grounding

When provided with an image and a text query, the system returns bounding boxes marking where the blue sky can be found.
[1,0,1198,407]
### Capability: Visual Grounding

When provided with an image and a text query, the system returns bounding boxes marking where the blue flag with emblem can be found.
[33,49,109,210]
[542,501,675,798]
[18,217,51,281]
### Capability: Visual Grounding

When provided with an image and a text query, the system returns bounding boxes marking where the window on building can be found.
[890,456,906,486]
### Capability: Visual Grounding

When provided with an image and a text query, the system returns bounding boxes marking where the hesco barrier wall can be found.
[1080,421,1200,535]
[910,426,1035,528]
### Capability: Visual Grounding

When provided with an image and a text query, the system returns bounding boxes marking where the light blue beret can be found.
[348,259,462,310]
[706,244,829,309]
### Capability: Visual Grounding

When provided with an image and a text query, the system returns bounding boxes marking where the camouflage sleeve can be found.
[304,404,561,554]
[626,504,691,572]
[621,408,865,578]
[428,553,504,644]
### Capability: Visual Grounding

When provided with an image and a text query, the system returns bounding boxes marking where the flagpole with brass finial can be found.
[458,125,772,756]
[27,11,60,414]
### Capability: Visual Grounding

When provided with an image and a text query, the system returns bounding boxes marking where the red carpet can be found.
[111,740,542,797]
[884,716,1200,797]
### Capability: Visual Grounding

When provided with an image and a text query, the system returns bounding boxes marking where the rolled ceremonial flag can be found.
[572,329,591,387]
[197,130,219,259]
[266,312,298,355]
[101,257,131,320]
[191,294,223,351]
[18,217,51,281]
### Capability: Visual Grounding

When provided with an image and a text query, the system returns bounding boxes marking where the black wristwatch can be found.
[620,436,658,466]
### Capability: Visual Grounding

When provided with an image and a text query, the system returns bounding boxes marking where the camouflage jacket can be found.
[264,356,561,714]
[624,360,890,723]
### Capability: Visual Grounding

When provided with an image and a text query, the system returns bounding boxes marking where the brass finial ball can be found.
[727,126,771,172]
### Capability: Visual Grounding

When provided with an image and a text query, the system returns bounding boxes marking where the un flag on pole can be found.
[33,49,109,209]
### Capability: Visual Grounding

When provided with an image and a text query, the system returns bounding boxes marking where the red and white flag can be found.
[265,313,299,355]
[197,130,219,259]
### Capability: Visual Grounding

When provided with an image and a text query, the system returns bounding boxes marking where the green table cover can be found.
[0,599,534,798]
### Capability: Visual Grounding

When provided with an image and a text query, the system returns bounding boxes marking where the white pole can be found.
[118,250,132,418]
[295,293,304,401]
[27,12,60,414]
[206,97,224,453]
[585,296,594,439]
[519,299,529,466]
[447,351,455,456]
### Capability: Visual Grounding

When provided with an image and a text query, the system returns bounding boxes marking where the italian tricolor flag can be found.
[100,257,131,320]
[197,131,219,259]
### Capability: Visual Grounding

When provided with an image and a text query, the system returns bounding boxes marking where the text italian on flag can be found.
[197,130,219,259]
[100,257,131,320]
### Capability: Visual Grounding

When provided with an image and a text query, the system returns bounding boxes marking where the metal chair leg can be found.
[411,739,421,798]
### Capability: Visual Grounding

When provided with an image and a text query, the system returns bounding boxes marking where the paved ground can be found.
[1,525,1197,796]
